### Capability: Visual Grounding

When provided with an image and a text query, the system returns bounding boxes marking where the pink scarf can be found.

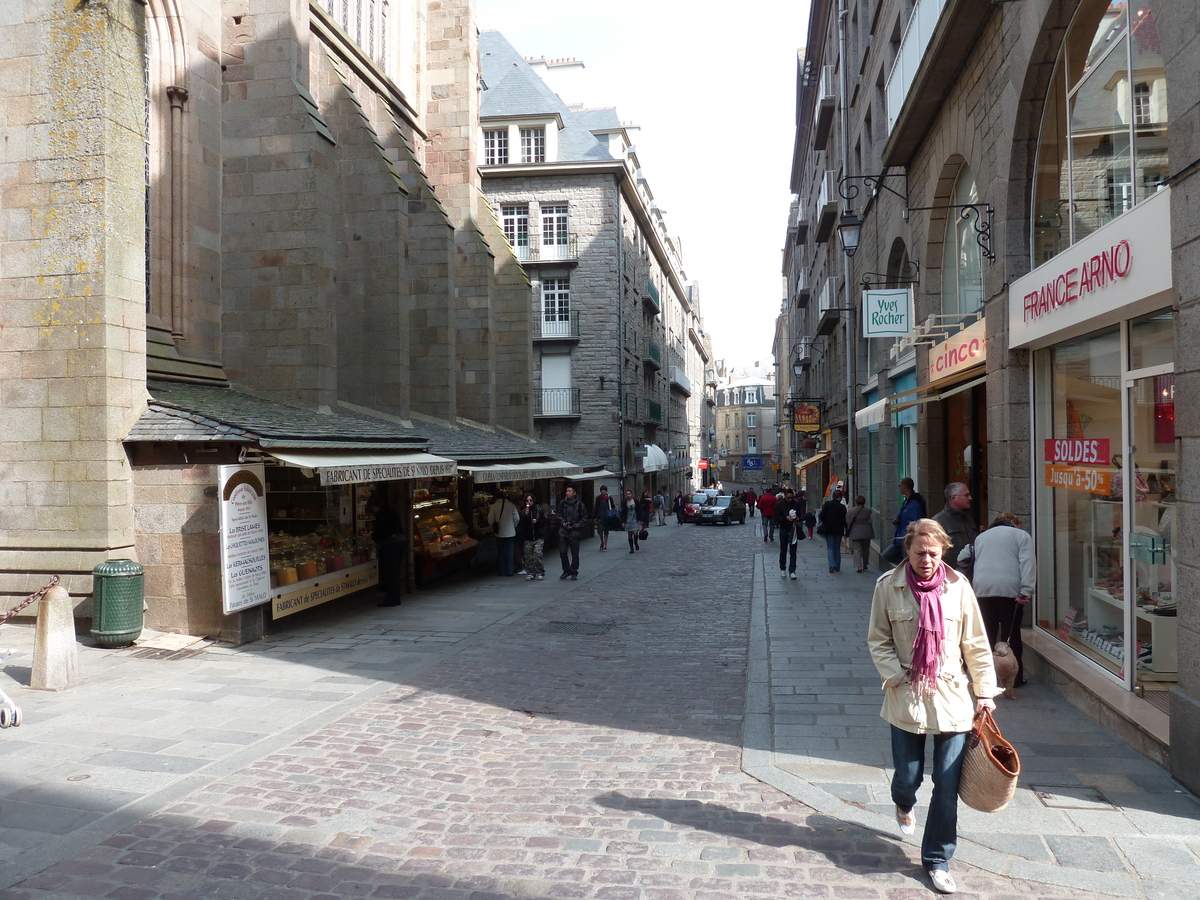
[905,560,948,700]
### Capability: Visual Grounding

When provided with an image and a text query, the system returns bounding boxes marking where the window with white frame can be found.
[501,204,529,257]
[747,412,757,428]
[542,204,569,258]
[541,278,571,337]
[746,389,758,404]
[520,127,546,163]
[484,128,509,165]
[748,435,758,452]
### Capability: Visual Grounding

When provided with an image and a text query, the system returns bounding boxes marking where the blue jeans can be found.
[890,726,968,871]
[824,533,842,570]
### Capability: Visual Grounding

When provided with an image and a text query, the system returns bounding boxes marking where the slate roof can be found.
[127,381,601,467]
[478,31,616,165]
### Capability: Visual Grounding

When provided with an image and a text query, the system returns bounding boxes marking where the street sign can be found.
[742,456,763,471]
[698,459,709,470]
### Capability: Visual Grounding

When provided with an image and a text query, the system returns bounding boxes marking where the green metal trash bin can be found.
[91,559,145,647]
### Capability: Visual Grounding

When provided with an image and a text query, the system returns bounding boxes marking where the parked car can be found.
[681,492,711,524]
[698,495,747,526]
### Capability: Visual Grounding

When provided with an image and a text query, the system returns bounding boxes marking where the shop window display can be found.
[1034,312,1175,691]
[413,478,477,583]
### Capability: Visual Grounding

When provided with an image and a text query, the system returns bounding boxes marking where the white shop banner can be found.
[863,288,913,337]
[218,464,272,614]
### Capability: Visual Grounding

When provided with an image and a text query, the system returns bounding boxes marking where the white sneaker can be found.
[780,570,787,577]
[789,573,797,580]
[896,805,916,835]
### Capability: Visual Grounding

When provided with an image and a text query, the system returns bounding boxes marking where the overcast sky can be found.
[475,0,810,369]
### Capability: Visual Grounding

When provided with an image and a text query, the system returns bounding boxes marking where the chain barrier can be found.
[0,575,60,628]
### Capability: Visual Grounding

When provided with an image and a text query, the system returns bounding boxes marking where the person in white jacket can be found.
[958,511,1035,689]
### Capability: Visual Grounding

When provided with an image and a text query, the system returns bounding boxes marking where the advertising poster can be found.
[218,464,272,614]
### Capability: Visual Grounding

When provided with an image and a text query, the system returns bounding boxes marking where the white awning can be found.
[566,468,618,481]
[459,460,583,484]
[266,449,457,485]
[643,444,669,472]
[855,398,889,430]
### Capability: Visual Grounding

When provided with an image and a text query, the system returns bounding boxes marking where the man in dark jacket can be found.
[933,482,977,570]
[592,485,615,551]
[775,488,806,579]
[372,488,406,607]
[557,485,588,580]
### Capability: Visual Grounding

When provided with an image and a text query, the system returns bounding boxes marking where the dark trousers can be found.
[979,596,1025,682]
[852,538,871,571]
[891,726,968,871]
[378,541,405,605]
[558,530,581,574]
[763,516,776,541]
[778,524,798,573]
[496,536,515,576]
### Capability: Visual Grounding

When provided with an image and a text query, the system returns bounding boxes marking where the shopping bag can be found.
[958,709,1021,812]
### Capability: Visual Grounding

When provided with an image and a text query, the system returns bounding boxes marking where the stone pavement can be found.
[0,518,1190,898]
[743,528,1200,899]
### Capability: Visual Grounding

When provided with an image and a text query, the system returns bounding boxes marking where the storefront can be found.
[255,449,459,617]
[1010,187,1175,698]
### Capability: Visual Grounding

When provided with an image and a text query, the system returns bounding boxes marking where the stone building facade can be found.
[713,368,778,489]
[780,0,1200,792]
[0,1,537,638]
[478,32,710,497]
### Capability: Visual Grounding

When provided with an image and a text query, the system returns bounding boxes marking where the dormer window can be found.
[484,129,509,165]
[520,127,546,163]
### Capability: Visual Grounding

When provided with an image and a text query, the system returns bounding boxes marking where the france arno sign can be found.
[792,402,821,434]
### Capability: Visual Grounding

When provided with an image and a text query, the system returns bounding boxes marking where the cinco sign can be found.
[927,318,986,382]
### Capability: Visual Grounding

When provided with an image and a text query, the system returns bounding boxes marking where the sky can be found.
[475,0,810,368]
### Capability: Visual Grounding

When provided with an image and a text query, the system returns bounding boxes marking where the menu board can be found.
[218,464,272,614]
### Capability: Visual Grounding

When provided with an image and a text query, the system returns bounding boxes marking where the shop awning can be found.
[855,398,889,430]
[887,367,985,414]
[459,460,583,484]
[266,449,457,485]
[796,451,830,472]
[643,444,669,472]
[566,469,618,481]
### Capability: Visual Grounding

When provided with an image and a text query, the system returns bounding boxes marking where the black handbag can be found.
[638,528,649,540]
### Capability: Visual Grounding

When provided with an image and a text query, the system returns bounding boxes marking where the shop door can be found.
[1125,371,1176,695]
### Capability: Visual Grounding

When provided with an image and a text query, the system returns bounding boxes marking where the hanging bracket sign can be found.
[863,288,913,337]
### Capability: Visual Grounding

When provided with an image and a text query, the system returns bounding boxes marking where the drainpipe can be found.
[838,0,857,498]
[616,176,627,490]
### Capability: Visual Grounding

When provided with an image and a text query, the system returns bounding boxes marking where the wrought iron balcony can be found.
[509,232,579,264]
[535,310,581,340]
[534,388,581,418]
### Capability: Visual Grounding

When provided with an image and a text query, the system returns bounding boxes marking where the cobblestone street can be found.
[0,523,1161,898]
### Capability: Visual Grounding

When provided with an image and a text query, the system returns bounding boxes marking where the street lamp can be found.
[837,210,861,258]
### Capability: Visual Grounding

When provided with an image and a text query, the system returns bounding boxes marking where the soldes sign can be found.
[1044,438,1110,465]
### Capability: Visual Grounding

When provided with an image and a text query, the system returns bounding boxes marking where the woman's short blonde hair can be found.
[903,517,953,552]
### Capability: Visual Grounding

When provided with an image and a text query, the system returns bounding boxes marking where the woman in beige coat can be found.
[867,518,1000,895]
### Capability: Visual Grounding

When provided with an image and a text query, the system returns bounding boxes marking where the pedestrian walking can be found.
[638,490,653,531]
[846,494,880,573]
[803,508,817,539]
[516,493,545,580]
[653,490,666,526]
[672,490,685,524]
[745,488,757,517]
[592,485,616,552]
[933,483,978,571]
[622,489,643,553]
[487,490,519,577]
[556,485,587,580]
[817,490,849,573]
[757,487,778,541]
[867,518,999,896]
[775,488,806,579]
[959,511,1035,691]
[883,477,927,567]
